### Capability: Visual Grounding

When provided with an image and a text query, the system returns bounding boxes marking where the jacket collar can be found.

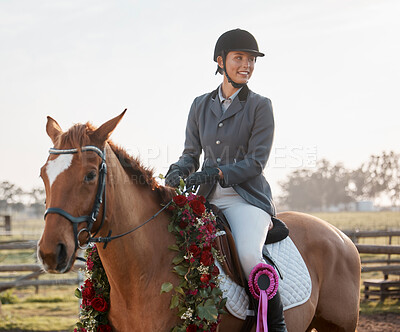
[210,85,249,120]
[211,84,249,102]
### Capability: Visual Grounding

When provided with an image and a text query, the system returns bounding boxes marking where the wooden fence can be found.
[2,230,400,300]
[0,215,11,233]
[0,240,84,292]
[344,229,400,301]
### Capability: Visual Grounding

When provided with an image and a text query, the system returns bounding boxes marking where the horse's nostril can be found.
[56,243,67,266]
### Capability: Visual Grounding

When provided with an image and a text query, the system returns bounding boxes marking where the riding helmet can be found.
[213,28,265,62]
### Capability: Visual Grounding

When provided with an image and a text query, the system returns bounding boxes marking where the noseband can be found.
[44,146,107,250]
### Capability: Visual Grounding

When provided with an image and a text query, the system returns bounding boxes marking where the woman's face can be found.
[218,51,256,84]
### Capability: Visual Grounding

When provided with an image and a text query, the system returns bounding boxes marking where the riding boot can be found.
[267,290,287,332]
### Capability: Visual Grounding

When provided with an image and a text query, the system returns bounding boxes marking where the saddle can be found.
[209,204,289,332]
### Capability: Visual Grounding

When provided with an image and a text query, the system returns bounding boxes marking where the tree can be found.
[0,181,24,211]
[279,159,354,211]
[349,151,400,205]
[29,187,46,217]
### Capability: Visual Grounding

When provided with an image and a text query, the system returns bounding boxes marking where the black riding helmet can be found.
[214,29,265,88]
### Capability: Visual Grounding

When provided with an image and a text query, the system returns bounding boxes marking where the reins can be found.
[89,200,173,249]
[44,145,181,250]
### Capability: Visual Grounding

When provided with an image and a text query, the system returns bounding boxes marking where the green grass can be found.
[311,211,400,232]
[360,298,400,315]
[0,287,79,331]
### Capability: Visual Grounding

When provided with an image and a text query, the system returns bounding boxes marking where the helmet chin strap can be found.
[221,51,246,89]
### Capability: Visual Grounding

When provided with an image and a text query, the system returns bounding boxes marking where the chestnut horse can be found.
[38,112,361,331]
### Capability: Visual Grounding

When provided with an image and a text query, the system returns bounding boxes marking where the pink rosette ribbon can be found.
[248,263,279,332]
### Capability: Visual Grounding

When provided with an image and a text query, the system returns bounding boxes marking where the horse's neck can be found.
[97,147,176,310]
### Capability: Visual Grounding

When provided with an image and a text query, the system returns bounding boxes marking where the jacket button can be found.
[216,140,221,145]
[218,122,224,128]
[216,157,221,163]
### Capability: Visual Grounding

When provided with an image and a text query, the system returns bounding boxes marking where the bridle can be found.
[44,145,173,250]
[44,146,107,250]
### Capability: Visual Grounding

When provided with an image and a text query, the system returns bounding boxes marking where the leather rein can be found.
[44,145,172,250]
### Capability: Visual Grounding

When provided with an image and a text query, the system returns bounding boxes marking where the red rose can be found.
[84,279,93,288]
[200,249,214,266]
[179,220,188,229]
[186,324,197,332]
[82,285,95,302]
[211,265,220,276]
[189,200,205,216]
[91,297,109,312]
[200,273,211,283]
[97,325,112,332]
[167,205,175,211]
[196,195,206,204]
[189,244,201,258]
[173,195,187,207]
[210,282,216,289]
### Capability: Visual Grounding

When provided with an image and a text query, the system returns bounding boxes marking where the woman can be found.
[166,28,287,331]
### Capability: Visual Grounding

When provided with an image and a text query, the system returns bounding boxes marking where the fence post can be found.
[4,215,11,233]
[385,235,393,280]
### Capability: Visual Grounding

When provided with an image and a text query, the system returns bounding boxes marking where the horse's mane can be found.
[55,122,175,203]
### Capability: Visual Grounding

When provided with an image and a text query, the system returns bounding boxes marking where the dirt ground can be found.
[357,313,400,332]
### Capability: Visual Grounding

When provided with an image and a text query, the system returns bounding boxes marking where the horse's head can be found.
[37,111,126,273]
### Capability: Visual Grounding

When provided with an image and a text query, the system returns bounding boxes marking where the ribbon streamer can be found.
[248,263,279,332]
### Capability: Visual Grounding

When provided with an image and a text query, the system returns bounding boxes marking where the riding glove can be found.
[185,167,220,187]
[165,165,184,188]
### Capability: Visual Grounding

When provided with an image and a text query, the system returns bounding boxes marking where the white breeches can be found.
[209,184,272,278]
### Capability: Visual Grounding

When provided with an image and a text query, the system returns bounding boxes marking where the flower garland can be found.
[74,191,226,332]
[161,191,226,332]
[74,245,112,332]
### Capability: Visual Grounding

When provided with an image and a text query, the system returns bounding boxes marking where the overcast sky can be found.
[1,0,399,197]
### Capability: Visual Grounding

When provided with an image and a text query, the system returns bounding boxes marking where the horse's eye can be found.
[84,171,97,182]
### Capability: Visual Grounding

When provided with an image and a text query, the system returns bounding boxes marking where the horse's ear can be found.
[46,116,63,144]
[92,109,127,144]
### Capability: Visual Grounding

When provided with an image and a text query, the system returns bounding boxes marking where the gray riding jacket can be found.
[172,85,276,216]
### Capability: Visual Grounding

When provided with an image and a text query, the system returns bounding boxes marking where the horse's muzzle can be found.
[38,242,74,273]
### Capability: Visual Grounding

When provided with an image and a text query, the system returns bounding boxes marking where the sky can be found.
[1,0,399,198]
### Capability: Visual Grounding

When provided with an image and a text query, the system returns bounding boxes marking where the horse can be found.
[37,111,361,332]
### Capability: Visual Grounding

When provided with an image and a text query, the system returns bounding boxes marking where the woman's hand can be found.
[165,166,183,187]
[185,167,221,187]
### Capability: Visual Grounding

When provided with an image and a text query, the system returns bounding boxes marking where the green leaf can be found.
[219,297,227,309]
[168,244,180,251]
[178,307,187,317]
[211,286,223,297]
[160,282,173,294]
[173,265,188,276]
[199,289,209,298]
[159,173,165,179]
[179,279,188,289]
[196,299,218,322]
[174,286,185,296]
[74,288,82,299]
[172,253,185,265]
[170,294,179,309]
[168,223,175,233]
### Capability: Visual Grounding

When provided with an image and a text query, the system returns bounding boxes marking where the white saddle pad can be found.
[216,236,312,320]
